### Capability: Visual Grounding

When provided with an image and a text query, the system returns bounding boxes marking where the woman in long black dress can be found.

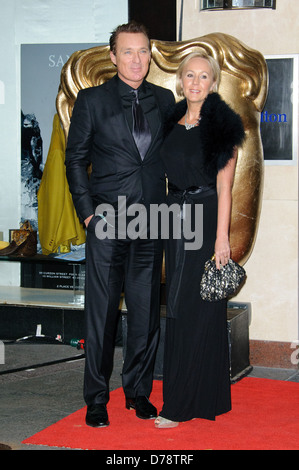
[155,51,245,428]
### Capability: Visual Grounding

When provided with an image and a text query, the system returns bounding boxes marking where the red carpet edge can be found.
[23,378,299,451]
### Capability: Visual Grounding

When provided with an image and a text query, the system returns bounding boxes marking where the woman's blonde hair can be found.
[176,50,221,97]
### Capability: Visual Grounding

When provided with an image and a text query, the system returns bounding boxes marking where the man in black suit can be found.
[65,21,175,427]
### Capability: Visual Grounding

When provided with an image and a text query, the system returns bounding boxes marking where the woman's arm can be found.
[215,148,238,269]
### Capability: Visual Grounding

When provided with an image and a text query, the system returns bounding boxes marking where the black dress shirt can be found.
[117,76,159,138]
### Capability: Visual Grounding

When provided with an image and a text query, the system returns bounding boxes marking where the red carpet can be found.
[23,378,299,450]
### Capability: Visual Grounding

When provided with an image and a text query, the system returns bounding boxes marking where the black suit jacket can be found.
[65,75,175,224]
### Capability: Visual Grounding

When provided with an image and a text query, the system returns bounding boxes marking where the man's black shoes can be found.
[85,396,157,427]
[85,404,109,428]
[125,396,157,420]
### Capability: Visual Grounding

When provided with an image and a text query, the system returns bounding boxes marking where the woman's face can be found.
[180,57,216,104]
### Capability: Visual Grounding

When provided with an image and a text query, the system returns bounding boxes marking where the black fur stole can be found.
[164,92,245,176]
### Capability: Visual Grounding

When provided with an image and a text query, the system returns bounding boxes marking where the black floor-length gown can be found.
[160,123,231,422]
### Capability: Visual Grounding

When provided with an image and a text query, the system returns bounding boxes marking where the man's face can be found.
[110,32,151,89]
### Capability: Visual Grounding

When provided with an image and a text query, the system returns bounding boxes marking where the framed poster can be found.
[21,43,99,231]
[261,54,298,165]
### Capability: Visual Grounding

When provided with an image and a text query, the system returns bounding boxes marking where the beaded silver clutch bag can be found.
[200,256,246,302]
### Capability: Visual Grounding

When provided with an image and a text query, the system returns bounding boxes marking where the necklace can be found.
[184,114,201,130]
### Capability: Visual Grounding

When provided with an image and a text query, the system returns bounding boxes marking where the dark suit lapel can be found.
[137,81,162,159]
[145,82,162,144]
[103,76,162,160]
[103,76,130,129]
[104,76,142,158]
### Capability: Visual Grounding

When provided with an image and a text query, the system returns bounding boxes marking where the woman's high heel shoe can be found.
[154,416,179,429]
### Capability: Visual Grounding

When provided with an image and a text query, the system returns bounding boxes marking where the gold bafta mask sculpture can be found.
[56,33,268,267]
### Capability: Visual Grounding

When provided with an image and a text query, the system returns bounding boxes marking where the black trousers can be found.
[83,228,162,406]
